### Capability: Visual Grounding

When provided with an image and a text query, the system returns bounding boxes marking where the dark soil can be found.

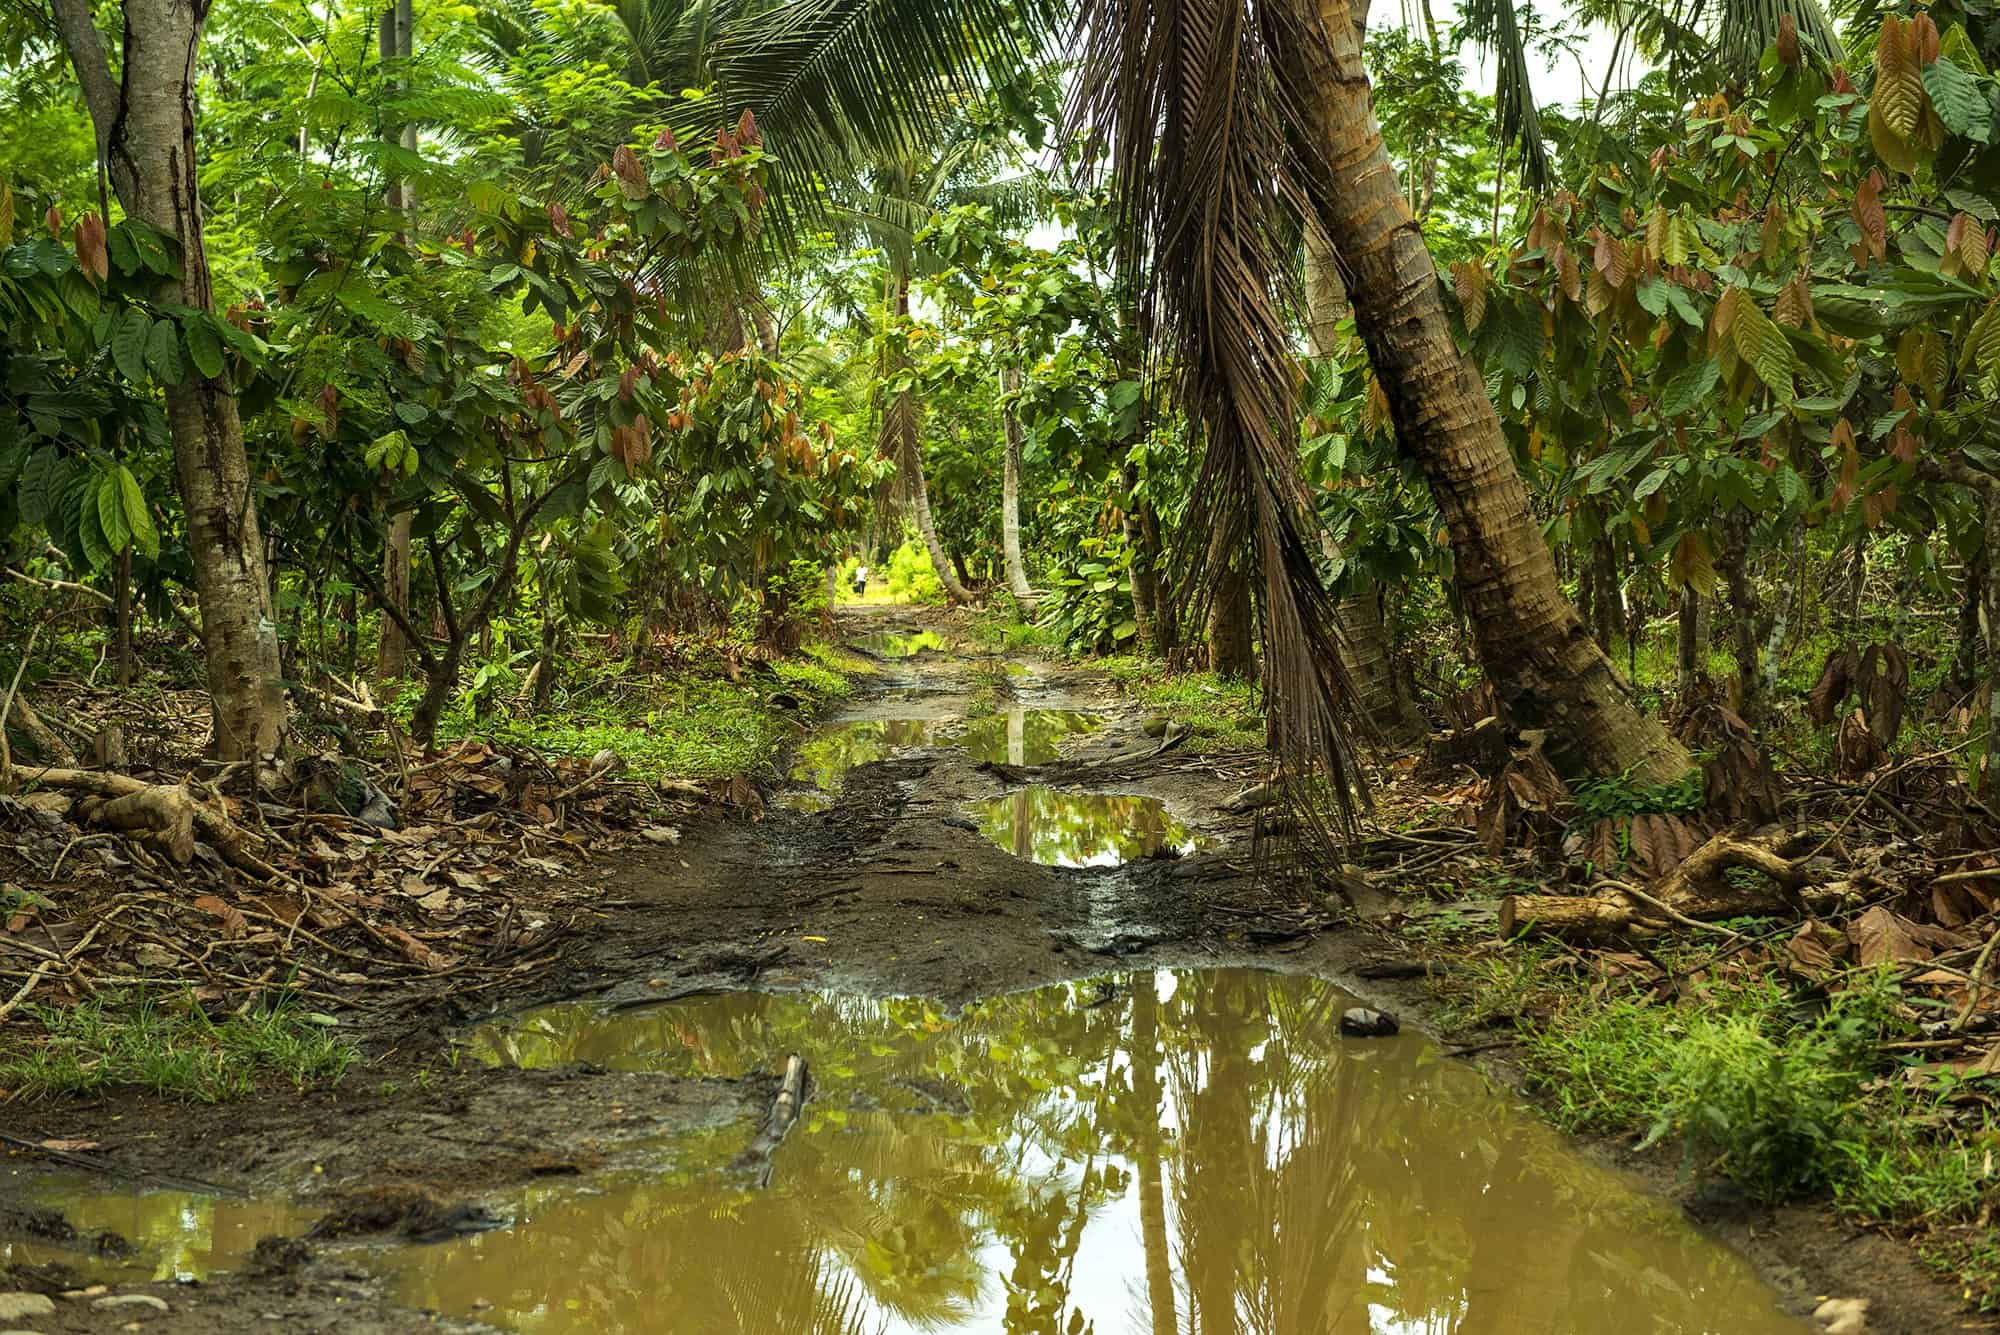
[0,605,1978,1334]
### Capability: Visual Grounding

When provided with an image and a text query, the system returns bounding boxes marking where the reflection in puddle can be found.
[967,785,1210,867]
[2,1173,313,1282]
[433,970,1806,1333]
[790,718,937,793]
[854,629,951,658]
[956,708,1099,765]
[9,973,1810,1334]
[787,710,1104,804]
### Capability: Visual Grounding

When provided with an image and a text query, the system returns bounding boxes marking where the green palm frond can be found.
[706,0,1056,231]
[1458,0,1551,190]
[1072,0,1368,841]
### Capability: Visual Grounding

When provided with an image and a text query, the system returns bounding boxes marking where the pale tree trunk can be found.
[54,0,286,762]
[376,0,416,686]
[1760,525,1805,698]
[1000,364,1036,608]
[1305,212,1421,735]
[883,275,970,603]
[1301,0,1690,783]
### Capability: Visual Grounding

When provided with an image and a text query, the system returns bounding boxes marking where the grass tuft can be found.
[0,992,357,1103]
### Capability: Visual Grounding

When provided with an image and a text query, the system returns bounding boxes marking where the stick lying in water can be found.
[734,1053,807,1188]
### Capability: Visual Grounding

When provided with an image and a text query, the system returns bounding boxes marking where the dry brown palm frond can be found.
[1069,0,1369,849]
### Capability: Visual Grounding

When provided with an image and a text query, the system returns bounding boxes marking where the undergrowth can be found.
[1099,657,1264,751]
[0,992,356,1102]
[441,639,861,782]
[1439,953,2000,1305]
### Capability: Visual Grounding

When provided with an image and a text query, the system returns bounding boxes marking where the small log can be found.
[733,1053,807,1188]
[28,768,278,878]
[1502,833,1817,941]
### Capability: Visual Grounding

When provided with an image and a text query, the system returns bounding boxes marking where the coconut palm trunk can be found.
[1299,0,1690,783]
[53,0,287,762]
[1000,364,1036,608]
[883,275,971,603]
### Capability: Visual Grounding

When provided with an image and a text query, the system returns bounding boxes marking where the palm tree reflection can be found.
[966,787,1208,867]
[421,971,1806,1334]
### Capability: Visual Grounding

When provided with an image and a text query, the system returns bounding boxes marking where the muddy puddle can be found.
[786,708,1102,810]
[851,629,952,658]
[9,970,1810,1333]
[967,785,1210,867]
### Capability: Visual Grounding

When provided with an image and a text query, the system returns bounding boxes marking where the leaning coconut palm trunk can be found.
[1292,0,1690,784]
[1074,0,1369,837]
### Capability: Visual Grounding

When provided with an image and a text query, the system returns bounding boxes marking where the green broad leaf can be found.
[1776,466,1807,508]
[1660,358,1720,417]
[1636,277,1670,317]
[111,309,152,383]
[96,470,131,556]
[393,401,429,424]
[1943,23,1989,77]
[125,222,173,275]
[182,315,225,379]
[1663,283,1703,328]
[77,477,112,571]
[1633,466,1672,500]
[1924,59,1990,143]
[105,224,139,275]
[0,428,25,490]
[18,445,58,527]
[117,465,159,561]
[145,318,185,385]
[1947,189,1999,221]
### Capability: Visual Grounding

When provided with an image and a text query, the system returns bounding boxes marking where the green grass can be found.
[965,598,1061,653]
[442,639,862,783]
[1437,950,2000,1306]
[1099,657,1265,751]
[0,992,357,1102]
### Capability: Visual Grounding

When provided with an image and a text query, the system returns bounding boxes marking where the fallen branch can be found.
[1501,833,1819,941]
[734,1053,808,1189]
[25,768,282,879]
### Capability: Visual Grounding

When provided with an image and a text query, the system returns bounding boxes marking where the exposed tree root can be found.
[26,769,282,880]
[1501,833,1826,941]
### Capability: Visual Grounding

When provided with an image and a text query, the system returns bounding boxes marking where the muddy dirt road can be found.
[0,608,1957,1332]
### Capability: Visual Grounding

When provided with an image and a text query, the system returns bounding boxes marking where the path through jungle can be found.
[0,607,1968,1334]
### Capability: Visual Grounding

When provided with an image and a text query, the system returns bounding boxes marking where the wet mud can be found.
[0,607,1972,1333]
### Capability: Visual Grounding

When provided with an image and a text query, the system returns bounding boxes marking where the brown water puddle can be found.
[966,785,1210,867]
[0,1172,312,1282]
[785,709,1102,809]
[9,971,1810,1333]
[421,969,1808,1333]
[852,629,953,658]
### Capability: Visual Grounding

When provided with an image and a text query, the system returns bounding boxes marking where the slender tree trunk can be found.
[883,274,970,603]
[1720,511,1763,726]
[375,1,417,684]
[1206,526,1255,679]
[1761,526,1805,697]
[1956,558,1984,694]
[1000,364,1036,608]
[1981,492,2000,790]
[54,0,286,762]
[1678,591,1703,694]
[113,544,133,689]
[1301,0,1689,783]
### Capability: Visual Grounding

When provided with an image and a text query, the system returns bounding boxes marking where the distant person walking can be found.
[852,564,869,597]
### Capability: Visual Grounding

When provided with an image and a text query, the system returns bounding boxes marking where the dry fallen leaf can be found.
[1850,906,1928,967]
[192,894,249,941]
